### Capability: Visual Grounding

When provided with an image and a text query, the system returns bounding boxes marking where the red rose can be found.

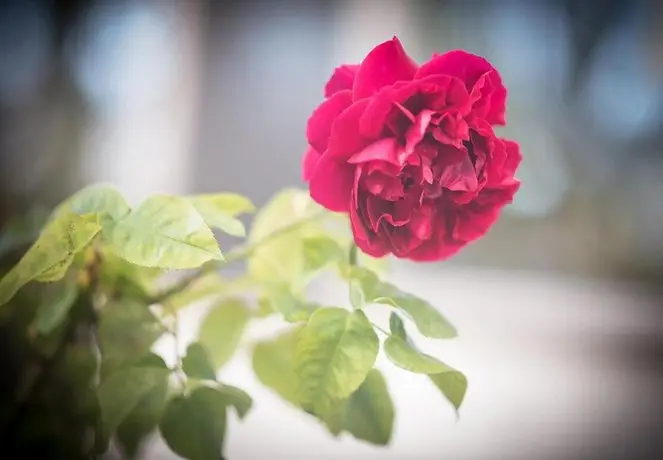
[302,37,521,261]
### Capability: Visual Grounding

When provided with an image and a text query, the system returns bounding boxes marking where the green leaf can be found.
[116,356,170,458]
[0,213,101,306]
[301,235,344,273]
[428,370,468,413]
[31,280,79,335]
[385,313,467,412]
[198,298,251,370]
[33,255,75,282]
[343,369,394,446]
[53,183,131,232]
[98,299,164,366]
[247,188,325,289]
[295,307,379,415]
[159,386,228,460]
[108,195,222,269]
[97,362,170,437]
[188,195,250,238]
[189,193,255,217]
[263,285,318,323]
[216,384,252,419]
[350,266,457,339]
[252,328,301,405]
[98,249,160,302]
[182,342,217,381]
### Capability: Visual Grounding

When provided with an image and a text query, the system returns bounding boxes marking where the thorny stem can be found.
[152,210,328,304]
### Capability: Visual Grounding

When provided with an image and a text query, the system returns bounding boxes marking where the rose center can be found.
[401,174,415,191]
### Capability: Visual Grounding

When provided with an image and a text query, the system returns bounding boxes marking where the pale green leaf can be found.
[53,183,131,232]
[247,188,325,289]
[216,384,253,419]
[343,369,394,445]
[198,298,251,370]
[189,195,248,237]
[97,364,170,437]
[0,213,101,306]
[252,328,301,405]
[159,386,228,460]
[263,285,318,323]
[108,195,222,269]
[428,370,468,413]
[189,193,255,217]
[182,342,217,381]
[350,266,457,339]
[295,307,379,415]
[31,280,79,335]
[301,235,344,273]
[385,313,467,412]
[33,255,75,282]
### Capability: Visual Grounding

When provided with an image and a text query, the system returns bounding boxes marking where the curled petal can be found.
[306,90,353,153]
[302,146,322,181]
[324,64,359,98]
[416,50,507,125]
[353,37,418,100]
[309,153,354,212]
[348,138,402,167]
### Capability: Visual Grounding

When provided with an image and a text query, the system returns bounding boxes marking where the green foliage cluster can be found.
[0,184,466,459]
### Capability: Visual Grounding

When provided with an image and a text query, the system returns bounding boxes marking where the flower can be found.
[302,37,521,261]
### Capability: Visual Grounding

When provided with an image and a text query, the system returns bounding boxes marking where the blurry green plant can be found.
[0,184,466,460]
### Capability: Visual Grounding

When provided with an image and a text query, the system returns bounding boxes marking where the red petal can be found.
[347,138,402,166]
[416,50,507,125]
[306,90,353,153]
[353,37,418,101]
[324,65,359,98]
[302,146,322,182]
[309,153,354,212]
[326,98,372,160]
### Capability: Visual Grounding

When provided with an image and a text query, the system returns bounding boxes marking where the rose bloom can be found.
[302,37,521,261]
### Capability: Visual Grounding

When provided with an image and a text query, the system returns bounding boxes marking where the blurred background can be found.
[1,0,663,458]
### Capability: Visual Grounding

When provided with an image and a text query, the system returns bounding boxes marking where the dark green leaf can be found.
[295,308,379,415]
[98,299,164,366]
[343,369,394,445]
[0,213,101,306]
[97,363,170,437]
[198,298,250,370]
[116,377,169,458]
[108,195,223,269]
[159,386,228,460]
[182,342,217,381]
[216,384,252,419]
[31,280,79,335]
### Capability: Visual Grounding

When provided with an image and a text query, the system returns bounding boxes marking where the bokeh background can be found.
[1,0,663,459]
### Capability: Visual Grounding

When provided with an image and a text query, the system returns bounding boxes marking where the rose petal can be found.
[326,98,372,160]
[405,109,434,154]
[309,152,354,212]
[436,145,478,192]
[347,137,402,166]
[324,64,359,98]
[415,50,506,125]
[501,139,522,178]
[306,90,353,153]
[302,146,322,182]
[353,36,418,101]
